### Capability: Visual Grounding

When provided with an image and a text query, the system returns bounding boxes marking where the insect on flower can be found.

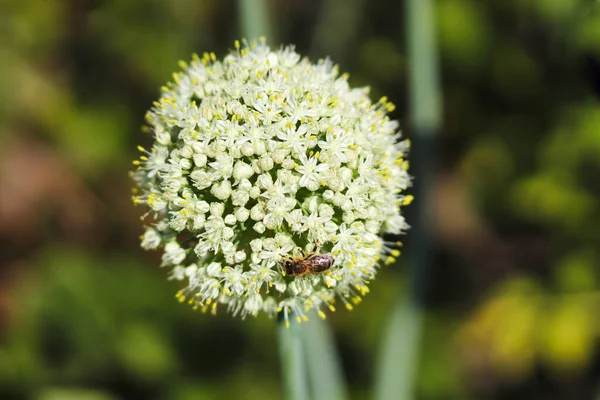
[281,244,335,277]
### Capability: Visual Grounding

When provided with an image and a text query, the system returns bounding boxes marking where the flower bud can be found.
[250,204,265,221]
[224,214,237,225]
[258,156,274,171]
[210,202,224,216]
[234,207,250,222]
[253,222,266,234]
[233,161,254,180]
[211,180,232,200]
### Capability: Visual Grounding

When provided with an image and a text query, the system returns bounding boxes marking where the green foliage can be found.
[437,0,490,69]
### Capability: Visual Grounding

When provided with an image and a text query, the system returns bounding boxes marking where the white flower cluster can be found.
[132,38,412,325]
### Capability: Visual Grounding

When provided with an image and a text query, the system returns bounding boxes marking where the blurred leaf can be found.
[117,322,176,381]
[461,136,514,192]
[511,172,596,229]
[417,314,467,399]
[576,10,600,54]
[171,383,216,400]
[554,251,599,293]
[35,388,117,400]
[4,0,66,54]
[60,105,132,176]
[1,245,183,389]
[532,0,579,26]
[358,39,404,84]
[491,45,541,101]
[540,298,596,373]
[489,294,539,380]
[436,0,490,69]
[541,103,600,171]
[89,1,203,86]
[460,279,543,381]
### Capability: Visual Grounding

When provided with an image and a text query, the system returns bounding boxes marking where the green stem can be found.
[407,0,442,132]
[238,0,273,42]
[375,0,441,398]
[375,298,423,400]
[278,311,309,400]
[302,313,348,400]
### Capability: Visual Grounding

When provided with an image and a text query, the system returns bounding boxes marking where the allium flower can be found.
[132,38,412,325]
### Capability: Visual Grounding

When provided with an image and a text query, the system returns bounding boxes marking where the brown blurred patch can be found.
[0,134,107,328]
[0,259,35,331]
[433,171,553,287]
[0,134,103,248]
[433,171,512,284]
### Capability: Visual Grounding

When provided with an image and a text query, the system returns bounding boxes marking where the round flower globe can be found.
[132,38,411,325]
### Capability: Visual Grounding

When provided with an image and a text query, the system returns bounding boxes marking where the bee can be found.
[281,245,335,277]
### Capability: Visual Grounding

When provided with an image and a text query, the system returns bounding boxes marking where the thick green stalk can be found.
[408,0,442,132]
[302,314,348,400]
[238,0,273,41]
[375,298,423,400]
[375,0,441,399]
[278,313,309,400]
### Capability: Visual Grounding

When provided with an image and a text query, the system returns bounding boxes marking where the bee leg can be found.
[304,241,321,260]
[280,257,290,276]
[311,240,321,254]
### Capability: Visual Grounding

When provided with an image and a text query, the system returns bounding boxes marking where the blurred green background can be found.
[1,0,600,399]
